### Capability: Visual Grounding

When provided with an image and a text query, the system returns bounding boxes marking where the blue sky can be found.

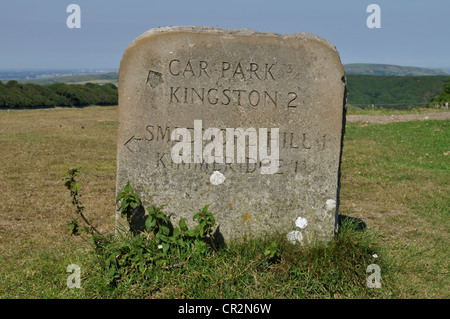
[0,0,449,70]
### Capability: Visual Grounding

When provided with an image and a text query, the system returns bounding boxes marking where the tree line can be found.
[345,75,449,109]
[431,79,450,105]
[0,81,117,108]
[1,75,449,109]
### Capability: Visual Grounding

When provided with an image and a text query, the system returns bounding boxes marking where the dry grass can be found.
[0,106,118,296]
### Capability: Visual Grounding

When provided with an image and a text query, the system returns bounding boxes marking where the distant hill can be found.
[17,72,118,85]
[344,64,450,76]
[13,64,450,84]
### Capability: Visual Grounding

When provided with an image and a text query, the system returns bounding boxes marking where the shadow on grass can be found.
[338,214,367,231]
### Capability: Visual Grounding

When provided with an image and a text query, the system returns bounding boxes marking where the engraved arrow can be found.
[124,136,142,153]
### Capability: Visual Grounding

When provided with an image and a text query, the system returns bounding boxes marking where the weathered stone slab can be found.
[116,26,346,245]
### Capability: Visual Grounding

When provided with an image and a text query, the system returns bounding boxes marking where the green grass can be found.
[340,120,449,298]
[142,220,388,299]
[2,219,386,299]
[0,106,448,298]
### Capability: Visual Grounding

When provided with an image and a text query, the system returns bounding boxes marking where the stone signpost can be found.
[116,26,346,245]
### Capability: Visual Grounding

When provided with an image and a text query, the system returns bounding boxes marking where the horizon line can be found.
[1,64,450,71]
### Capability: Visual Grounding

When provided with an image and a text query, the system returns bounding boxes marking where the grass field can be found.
[0,106,448,298]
